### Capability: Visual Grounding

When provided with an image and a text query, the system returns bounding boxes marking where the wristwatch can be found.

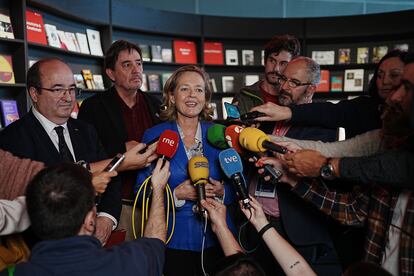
[320,158,335,180]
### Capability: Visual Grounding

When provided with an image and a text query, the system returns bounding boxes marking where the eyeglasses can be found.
[36,87,81,97]
[277,73,312,88]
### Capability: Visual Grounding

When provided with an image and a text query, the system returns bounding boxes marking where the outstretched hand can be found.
[240,196,268,231]
[250,102,292,122]
[201,198,227,233]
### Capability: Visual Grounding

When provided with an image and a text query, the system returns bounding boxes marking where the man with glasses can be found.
[0,58,122,246]
[232,34,300,126]
[243,56,340,276]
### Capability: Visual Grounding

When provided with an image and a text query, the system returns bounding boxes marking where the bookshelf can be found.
[0,0,413,125]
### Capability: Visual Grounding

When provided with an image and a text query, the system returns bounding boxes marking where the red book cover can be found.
[173,40,197,64]
[0,55,15,84]
[316,70,330,92]
[204,42,224,65]
[26,10,47,45]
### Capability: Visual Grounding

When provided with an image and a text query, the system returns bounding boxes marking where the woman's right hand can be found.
[174,179,197,201]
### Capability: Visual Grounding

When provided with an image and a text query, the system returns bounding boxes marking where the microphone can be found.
[239,127,288,154]
[219,148,250,208]
[240,111,266,121]
[224,125,244,154]
[188,156,209,217]
[207,124,229,149]
[156,129,180,162]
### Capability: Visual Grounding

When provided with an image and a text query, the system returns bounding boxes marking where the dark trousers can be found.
[164,246,224,276]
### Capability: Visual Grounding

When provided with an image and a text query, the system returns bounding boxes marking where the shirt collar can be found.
[32,107,69,135]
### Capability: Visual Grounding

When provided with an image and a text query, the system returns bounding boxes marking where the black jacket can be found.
[0,110,121,220]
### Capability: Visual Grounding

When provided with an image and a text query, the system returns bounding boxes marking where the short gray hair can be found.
[292,56,320,85]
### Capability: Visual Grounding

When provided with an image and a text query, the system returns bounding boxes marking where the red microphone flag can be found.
[156,130,180,159]
[225,125,244,154]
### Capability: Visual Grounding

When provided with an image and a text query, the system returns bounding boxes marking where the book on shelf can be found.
[261,50,265,66]
[73,74,86,89]
[140,45,151,62]
[93,74,105,90]
[0,55,15,84]
[141,74,148,92]
[161,73,172,89]
[316,70,330,92]
[161,48,173,63]
[71,101,79,119]
[65,32,80,52]
[338,48,351,64]
[372,46,388,63]
[357,47,369,64]
[76,33,90,54]
[44,24,61,48]
[209,78,217,93]
[0,99,19,126]
[209,102,218,120]
[148,73,161,91]
[244,75,259,86]
[222,76,235,92]
[242,50,254,66]
[81,69,95,89]
[26,10,47,45]
[330,75,343,92]
[151,45,162,62]
[56,30,69,50]
[0,10,14,39]
[173,40,197,64]
[344,69,364,92]
[203,42,224,65]
[311,50,335,65]
[86,29,103,56]
[221,97,233,119]
[225,50,239,66]
[394,43,409,51]
[28,59,38,68]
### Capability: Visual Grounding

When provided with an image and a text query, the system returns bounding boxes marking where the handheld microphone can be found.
[219,149,250,208]
[224,125,244,154]
[156,130,180,164]
[138,136,159,154]
[188,156,209,217]
[240,111,266,121]
[239,127,288,154]
[207,124,229,149]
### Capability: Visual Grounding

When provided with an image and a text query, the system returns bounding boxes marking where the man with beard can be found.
[78,40,160,241]
[243,56,340,276]
[263,54,414,276]
[232,34,300,121]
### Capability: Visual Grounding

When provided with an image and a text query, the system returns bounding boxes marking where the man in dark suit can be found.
[78,40,161,240]
[0,58,120,245]
[245,57,341,275]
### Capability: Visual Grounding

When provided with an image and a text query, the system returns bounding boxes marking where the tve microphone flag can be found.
[219,148,250,208]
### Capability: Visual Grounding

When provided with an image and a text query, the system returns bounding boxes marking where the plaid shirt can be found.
[292,179,414,276]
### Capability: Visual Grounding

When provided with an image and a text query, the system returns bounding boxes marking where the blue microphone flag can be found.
[219,148,243,178]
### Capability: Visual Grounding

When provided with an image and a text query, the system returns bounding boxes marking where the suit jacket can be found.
[78,86,161,157]
[0,110,122,220]
[135,121,236,251]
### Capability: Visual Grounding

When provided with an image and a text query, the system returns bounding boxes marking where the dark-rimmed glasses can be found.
[277,73,312,88]
[36,87,81,97]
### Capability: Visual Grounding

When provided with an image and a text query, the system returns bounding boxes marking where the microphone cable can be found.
[132,175,176,244]
[238,208,260,253]
[200,214,209,276]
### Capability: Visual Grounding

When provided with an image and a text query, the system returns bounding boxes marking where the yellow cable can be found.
[141,177,148,237]
[166,184,175,244]
[132,175,151,239]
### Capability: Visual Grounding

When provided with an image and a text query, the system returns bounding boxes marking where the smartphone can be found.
[224,102,241,119]
[104,153,125,172]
